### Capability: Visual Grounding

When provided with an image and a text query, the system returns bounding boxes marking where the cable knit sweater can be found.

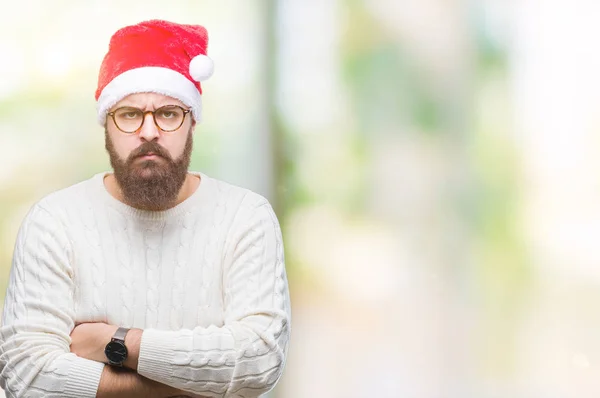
[0,171,291,398]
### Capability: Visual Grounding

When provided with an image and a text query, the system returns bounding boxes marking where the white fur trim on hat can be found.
[189,55,214,82]
[96,66,202,125]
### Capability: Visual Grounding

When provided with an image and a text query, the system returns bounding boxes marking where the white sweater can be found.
[0,172,291,398]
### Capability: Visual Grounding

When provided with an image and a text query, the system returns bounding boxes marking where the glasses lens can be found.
[155,106,185,131]
[114,107,143,133]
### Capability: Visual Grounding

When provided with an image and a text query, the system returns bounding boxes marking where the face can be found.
[104,92,195,211]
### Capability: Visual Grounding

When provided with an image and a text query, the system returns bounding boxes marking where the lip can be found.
[138,153,160,159]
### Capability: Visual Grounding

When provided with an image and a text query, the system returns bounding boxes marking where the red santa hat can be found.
[95,19,214,125]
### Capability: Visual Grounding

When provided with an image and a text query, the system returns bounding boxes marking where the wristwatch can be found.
[104,327,130,367]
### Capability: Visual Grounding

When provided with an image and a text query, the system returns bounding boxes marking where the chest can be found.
[70,214,228,331]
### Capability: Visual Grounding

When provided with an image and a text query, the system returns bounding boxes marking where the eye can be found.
[157,107,181,119]
[115,108,142,119]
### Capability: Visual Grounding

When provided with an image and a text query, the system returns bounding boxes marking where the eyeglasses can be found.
[107,105,191,133]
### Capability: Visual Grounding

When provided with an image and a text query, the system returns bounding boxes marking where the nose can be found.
[137,112,160,141]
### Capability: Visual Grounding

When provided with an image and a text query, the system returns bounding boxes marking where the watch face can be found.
[105,341,128,364]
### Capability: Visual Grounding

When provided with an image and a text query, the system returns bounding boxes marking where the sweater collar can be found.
[91,171,213,221]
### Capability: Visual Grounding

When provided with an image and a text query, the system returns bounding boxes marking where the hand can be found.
[70,322,117,364]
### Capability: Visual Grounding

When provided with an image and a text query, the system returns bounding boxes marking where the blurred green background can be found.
[3,0,600,397]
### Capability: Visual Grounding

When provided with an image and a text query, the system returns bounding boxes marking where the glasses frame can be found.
[107,105,191,134]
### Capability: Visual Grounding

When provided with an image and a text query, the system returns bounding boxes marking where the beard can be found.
[105,128,193,211]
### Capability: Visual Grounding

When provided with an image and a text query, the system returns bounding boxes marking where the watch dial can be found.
[105,341,128,363]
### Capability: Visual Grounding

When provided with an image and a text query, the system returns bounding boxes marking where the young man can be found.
[0,20,291,398]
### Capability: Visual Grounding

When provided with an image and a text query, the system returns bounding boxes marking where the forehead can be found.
[113,92,187,109]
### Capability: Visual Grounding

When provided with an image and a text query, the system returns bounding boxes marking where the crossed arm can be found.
[97,366,197,398]
[70,323,198,398]
[0,198,290,398]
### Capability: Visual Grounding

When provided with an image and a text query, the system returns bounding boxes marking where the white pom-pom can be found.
[189,54,214,82]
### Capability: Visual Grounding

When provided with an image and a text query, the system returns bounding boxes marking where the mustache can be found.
[127,142,172,163]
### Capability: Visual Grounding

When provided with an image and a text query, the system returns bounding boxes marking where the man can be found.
[0,20,291,398]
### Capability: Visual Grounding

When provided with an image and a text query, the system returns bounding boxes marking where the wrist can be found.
[123,328,142,371]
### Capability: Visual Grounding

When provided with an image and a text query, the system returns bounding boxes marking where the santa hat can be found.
[95,19,214,125]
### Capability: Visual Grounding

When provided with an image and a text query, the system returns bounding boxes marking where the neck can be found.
[104,172,200,210]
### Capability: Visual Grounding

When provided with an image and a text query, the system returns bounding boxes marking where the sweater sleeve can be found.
[0,204,105,398]
[137,197,291,397]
